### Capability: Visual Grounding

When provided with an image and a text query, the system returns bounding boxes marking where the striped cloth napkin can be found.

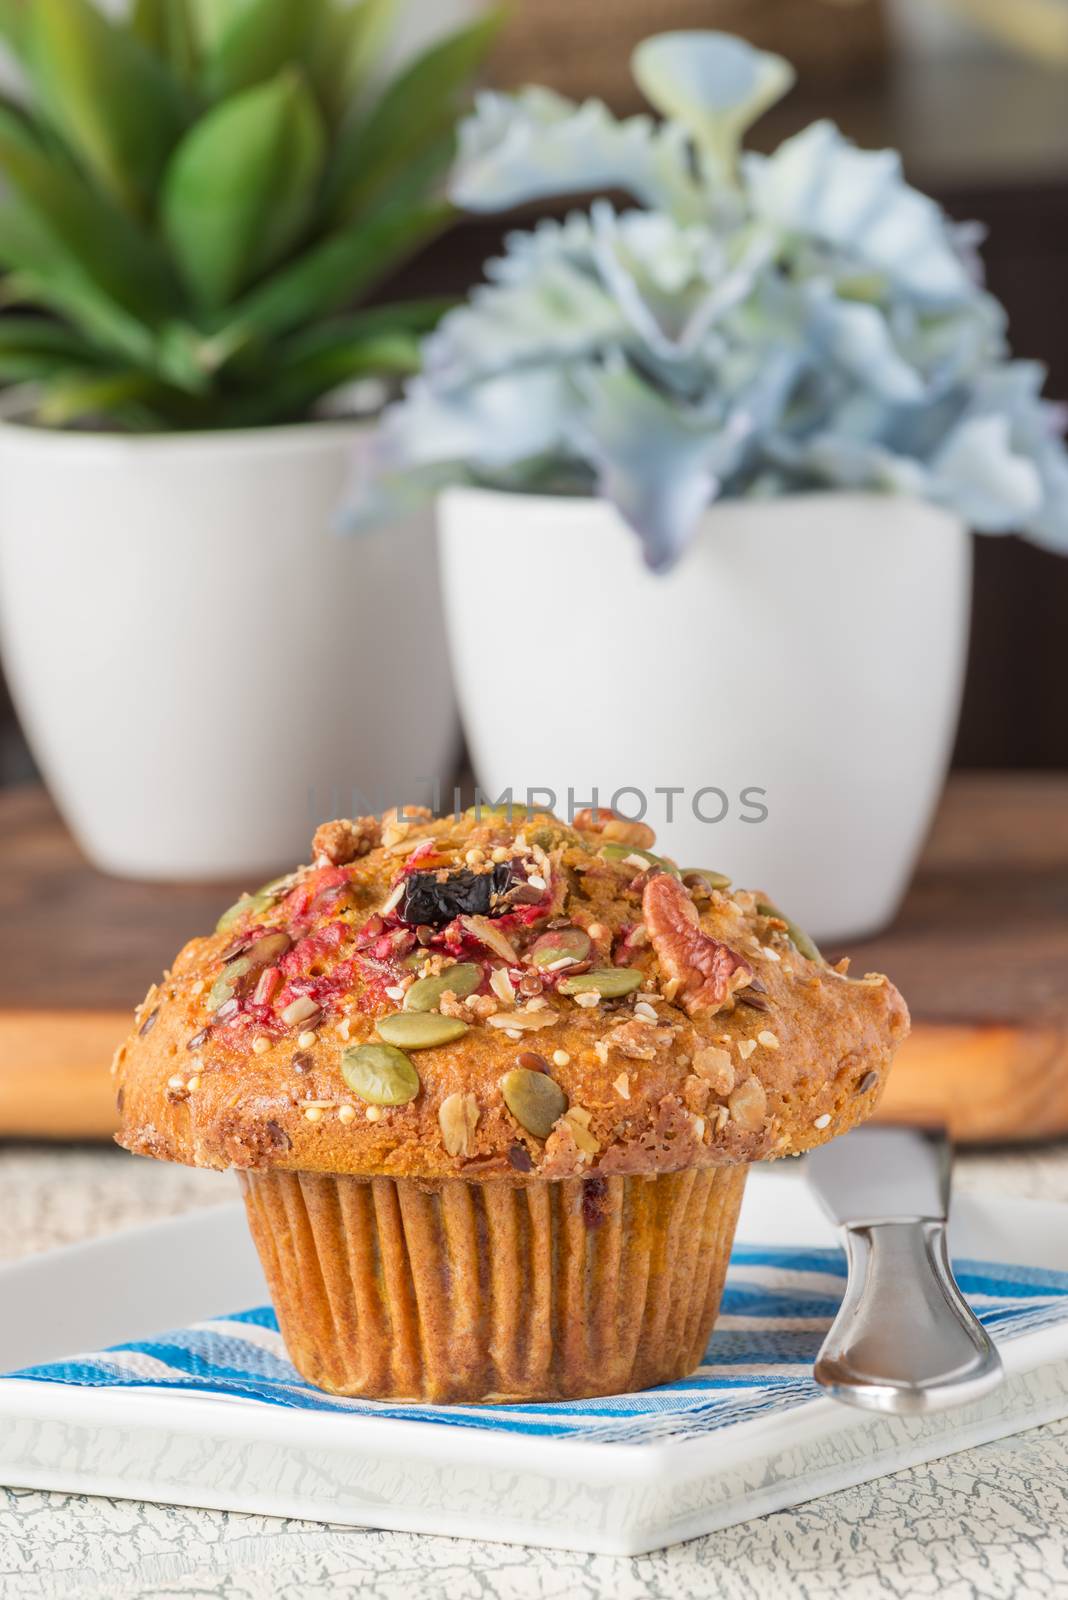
[7,1246,1068,1445]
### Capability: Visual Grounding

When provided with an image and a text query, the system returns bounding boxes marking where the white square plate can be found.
[0,1167,1065,1556]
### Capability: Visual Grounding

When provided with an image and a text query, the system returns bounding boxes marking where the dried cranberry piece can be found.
[399,863,514,927]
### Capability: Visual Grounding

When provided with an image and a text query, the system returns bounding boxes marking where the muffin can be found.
[114,803,909,1403]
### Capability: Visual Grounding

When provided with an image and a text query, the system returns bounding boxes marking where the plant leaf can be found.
[0,0,25,51]
[326,9,502,218]
[631,32,794,177]
[184,0,242,56]
[305,0,399,124]
[33,368,156,428]
[218,198,450,350]
[224,329,421,425]
[200,0,317,100]
[573,356,734,571]
[21,0,188,215]
[130,0,198,89]
[162,68,326,310]
[0,102,177,321]
[0,313,108,358]
[450,87,707,221]
[0,204,210,393]
[743,121,973,305]
[274,299,453,364]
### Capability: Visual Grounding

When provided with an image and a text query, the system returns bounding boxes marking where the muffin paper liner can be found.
[239,1165,749,1403]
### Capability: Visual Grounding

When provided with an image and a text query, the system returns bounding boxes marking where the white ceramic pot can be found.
[0,419,458,880]
[439,488,971,943]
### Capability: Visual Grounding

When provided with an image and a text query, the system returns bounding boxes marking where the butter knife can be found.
[806,1125,1004,1414]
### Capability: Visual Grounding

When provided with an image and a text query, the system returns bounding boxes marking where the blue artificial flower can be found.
[347,30,1068,570]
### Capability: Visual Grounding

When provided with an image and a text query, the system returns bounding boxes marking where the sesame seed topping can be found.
[634,1001,658,1022]
[366,1106,382,1122]
[552,1050,570,1067]
[337,1018,352,1041]
[737,1038,757,1060]
[252,1036,270,1055]
[304,1106,323,1122]
[190,979,205,996]
[384,984,406,1001]
[338,1104,356,1124]
[491,847,509,864]
[297,1030,317,1049]
[187,1074,201,1091]
[545,955,576,971]
[526,874,546,891]
[573,992,600,1009]
[504,1028,523,1040]
[613,1072,630,1099]
[167,1074,184,1090]
[757,1030,780,1050]
[761,946,781,962]
[813,1113,831,1129]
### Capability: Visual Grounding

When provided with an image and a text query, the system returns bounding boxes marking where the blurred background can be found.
[2,0,1067,783]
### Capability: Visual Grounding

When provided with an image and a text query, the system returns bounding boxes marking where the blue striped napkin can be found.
[8,1246,1068,1444]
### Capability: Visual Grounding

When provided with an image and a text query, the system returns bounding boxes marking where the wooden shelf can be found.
[1,775,1066,1144]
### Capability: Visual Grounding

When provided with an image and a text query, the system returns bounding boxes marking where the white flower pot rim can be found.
[0,400,366,463]
[442,483,952,524]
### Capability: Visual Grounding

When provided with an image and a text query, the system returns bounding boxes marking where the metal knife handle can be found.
[815,1218,1003,1414]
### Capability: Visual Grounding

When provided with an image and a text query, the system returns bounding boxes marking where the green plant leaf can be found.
[0,0,26,51]
[200,0,317,100]
[0,313,106,358]
[0,102,177,321]
[130,0,198,89]
[184,0,244,56]
[33,368,156,427]
[218,197,450,352]
[326,9,503,218]
[275,299,453,363]
[307,0,398,122]
[162,68,326,310]
[0,195,169,373]
[224,328,421,424]
[21,0,189,215]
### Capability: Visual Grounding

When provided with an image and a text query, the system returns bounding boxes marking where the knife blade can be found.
[806,1125,1003,1414]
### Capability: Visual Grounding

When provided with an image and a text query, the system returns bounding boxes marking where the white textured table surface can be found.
[1,1144,1067,1600]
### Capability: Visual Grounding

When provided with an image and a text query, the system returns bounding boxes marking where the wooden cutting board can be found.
[1,775,1065,1143]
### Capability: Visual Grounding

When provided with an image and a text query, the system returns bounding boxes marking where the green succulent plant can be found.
[0,0,501,429]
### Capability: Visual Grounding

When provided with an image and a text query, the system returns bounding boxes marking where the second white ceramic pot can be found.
[439,488,971,944]
[0,419,458,880]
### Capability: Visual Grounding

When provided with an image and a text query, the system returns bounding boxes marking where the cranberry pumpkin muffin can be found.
[114,803,908,1403]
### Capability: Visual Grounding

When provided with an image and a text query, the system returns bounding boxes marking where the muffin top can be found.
[114,804,909,1181]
